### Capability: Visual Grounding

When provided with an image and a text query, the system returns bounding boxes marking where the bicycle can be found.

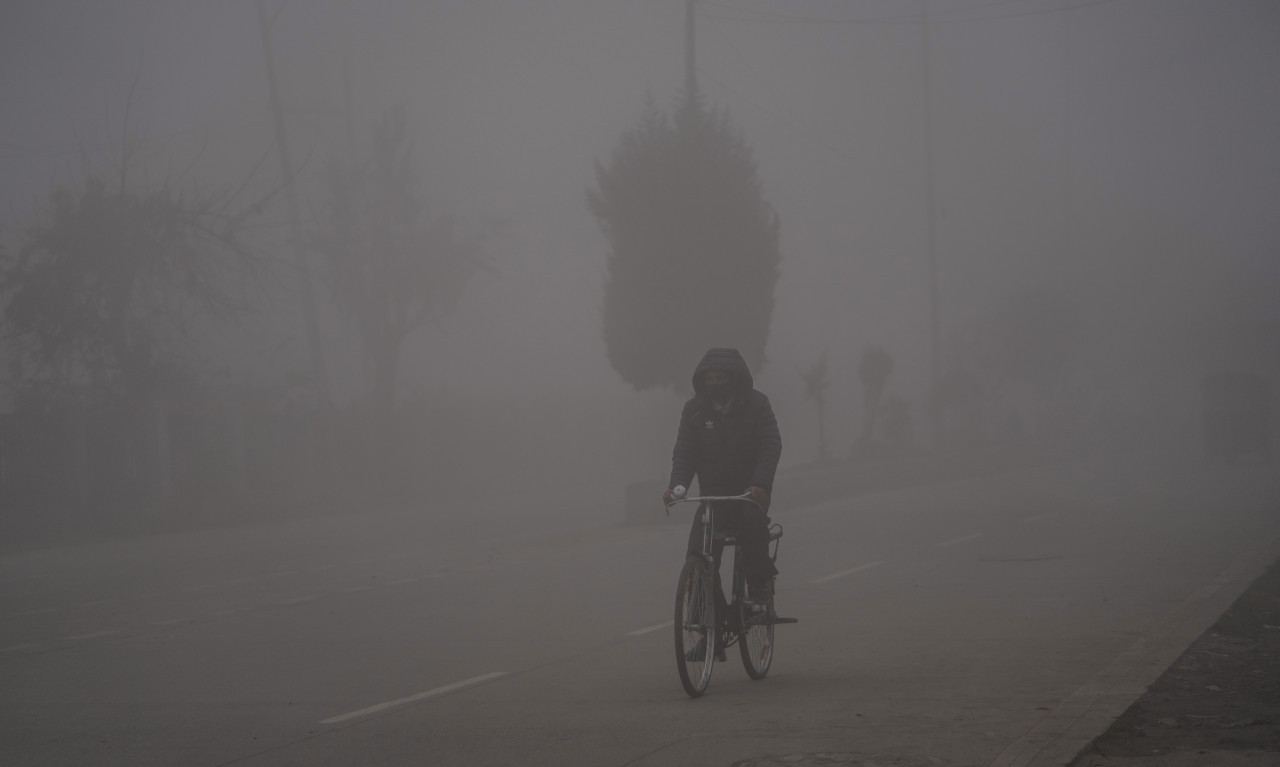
[665,488,798,698]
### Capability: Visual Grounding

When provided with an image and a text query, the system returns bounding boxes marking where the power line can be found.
[702,17,862,168]
[693,54,878,276]
[697,67,859,169]
[702,0,1024,25]
[701,0,1125,26]
[921,0,1125,23]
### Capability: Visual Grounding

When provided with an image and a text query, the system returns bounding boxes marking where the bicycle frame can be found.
[667,492,795,697]
[669,493,780,562]
[669,494,784,634]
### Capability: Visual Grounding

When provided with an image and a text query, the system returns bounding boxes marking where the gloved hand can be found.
[746,486,768,504]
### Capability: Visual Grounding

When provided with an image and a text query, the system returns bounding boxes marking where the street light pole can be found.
[685,0,698,98]
[921,0,942,447]
[256,0,330,407]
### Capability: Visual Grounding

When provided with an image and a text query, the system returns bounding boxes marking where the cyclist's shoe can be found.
[715,647,727,662]
[747,578,774,609]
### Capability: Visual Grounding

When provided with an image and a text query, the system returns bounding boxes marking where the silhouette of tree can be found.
[2,174,260,403]
[858,344,894,447]
[588,92,780,391]
[313,107,483,414]
[799,349,830,461]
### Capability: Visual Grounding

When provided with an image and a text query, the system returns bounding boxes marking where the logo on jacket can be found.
[704,420,715,430]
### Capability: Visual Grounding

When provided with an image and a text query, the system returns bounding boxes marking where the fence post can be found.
[146,399,172,505]
[228,397,248,494]
[68,405,89,516]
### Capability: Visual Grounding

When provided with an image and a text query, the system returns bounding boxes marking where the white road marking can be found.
[349,553,408,565]
[792,498,857,516]
[387,577,423,585]
[12,606,63,617]
[386,571,452,586]
[1022,512,1061,523]
[628,621,673,636]
[153,618,187,626]
[812,561,884,585]
[320,672,509,724]
[274,596,318,605]
[58,629,123,641]
[937,532,985,548]
[1,643,42,653]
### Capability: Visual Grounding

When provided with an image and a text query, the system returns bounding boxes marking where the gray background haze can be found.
[2,0,1277,490]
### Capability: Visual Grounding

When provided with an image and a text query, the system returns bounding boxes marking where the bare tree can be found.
[312,107,483,448]
[799,349,830,462]
[2,173,261,405]
[0,132,267,512]
[858,344,894,449]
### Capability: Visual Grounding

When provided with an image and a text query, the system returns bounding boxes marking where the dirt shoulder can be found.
[1073,553,1280,765]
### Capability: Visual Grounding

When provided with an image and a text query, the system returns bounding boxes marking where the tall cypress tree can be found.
[588,92,780,392]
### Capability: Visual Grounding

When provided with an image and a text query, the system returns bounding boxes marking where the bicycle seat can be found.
[713,520,781,546]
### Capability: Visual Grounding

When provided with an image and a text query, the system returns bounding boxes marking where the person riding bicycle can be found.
[662,347,783,606]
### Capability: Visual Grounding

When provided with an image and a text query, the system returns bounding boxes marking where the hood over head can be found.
[692,347,753,399]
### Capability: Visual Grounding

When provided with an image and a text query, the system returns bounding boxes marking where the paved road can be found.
[2,453,1277,766]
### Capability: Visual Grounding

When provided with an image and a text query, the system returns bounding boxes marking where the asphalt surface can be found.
[1069,545,1280,767]
[2,448,1277,766]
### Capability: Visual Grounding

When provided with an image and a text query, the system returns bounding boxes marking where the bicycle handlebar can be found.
[664,492,766,514]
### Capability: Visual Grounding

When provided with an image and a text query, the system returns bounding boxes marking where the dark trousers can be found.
[685,502,778,589]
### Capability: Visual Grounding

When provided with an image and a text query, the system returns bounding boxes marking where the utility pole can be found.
[1060,5,1074,287]
[343,57,357,160]
[921,0,941,447]
[685,0,698,98]
[256,0,330,406]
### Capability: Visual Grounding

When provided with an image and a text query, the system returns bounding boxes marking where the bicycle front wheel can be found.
[674,557,717,697]
[739,593,775,679]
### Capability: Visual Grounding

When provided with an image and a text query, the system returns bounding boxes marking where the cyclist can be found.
[662,347,783,607]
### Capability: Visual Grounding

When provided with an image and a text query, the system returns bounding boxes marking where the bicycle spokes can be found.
[674,559,717,697]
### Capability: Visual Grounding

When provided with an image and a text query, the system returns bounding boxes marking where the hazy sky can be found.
[3,1,1278,438]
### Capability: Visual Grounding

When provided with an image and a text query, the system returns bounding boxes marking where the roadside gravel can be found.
[1072,551,1280,766]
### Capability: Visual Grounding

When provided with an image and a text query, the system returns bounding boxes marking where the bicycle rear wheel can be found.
[739,590,774,679]
[674,557,717,697]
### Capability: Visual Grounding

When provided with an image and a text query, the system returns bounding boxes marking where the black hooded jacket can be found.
[669,348,783,499]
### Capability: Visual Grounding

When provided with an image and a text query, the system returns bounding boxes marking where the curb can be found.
[993,534,1280,767]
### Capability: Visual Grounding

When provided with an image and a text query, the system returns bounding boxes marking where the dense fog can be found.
[4,5,1280,764]
[1,0,1277,532]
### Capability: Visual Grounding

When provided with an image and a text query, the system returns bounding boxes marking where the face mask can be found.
[705,382,732,401]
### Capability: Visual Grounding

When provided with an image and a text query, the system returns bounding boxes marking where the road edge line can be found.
[320,671,508,724]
